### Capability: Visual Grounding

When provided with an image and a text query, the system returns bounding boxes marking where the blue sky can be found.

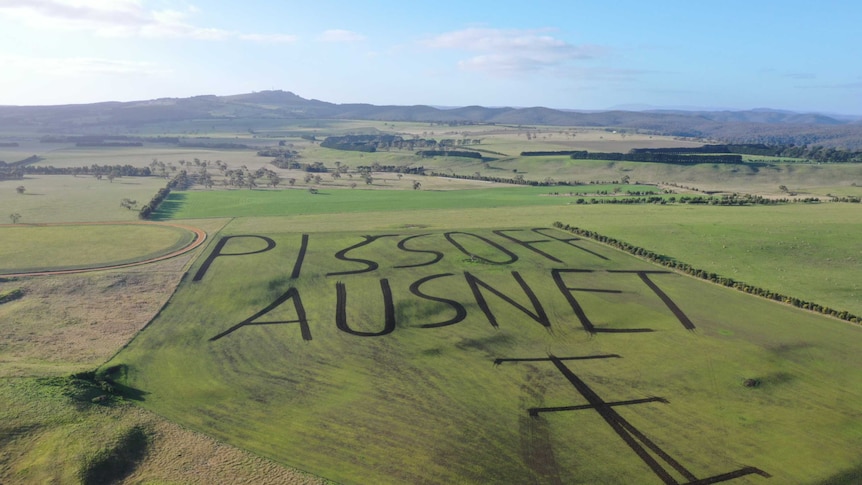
[1,0,860,114]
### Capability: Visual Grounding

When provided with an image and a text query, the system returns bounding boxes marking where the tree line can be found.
[552,222,860,325]
[632,144,862,163]
[416,150,482,159]
[320,134,474,153]
[138,171,190,219]
[520,150,743,164]
[522,144,862,164]
[0,156,43,179]
[355,164,426,174]
[567,194,821,206]
[24,164,153,176]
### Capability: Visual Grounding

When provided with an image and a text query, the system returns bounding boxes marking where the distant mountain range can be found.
[2,90,862,149]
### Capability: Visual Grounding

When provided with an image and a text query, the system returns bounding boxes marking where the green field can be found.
[3,119,862,484]
[0,175,167,223]
[0,223,197,274]
[548,203,862,317]
[106,221,862,484]
[150,188,862,319]
[152,184,656,219]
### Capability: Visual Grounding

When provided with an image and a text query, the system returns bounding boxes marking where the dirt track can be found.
[0,221,207,278]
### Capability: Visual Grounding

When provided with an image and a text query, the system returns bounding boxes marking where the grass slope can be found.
[108,222,862,484]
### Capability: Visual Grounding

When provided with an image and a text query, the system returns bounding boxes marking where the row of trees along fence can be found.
[571,194,820,206]
[23,164,153,176]
[416,150,482,159]
[319,135,477,152]
[551,222,861,324]
[631,144,862,163]
[355,165,426,174]
[2,162,150,180]
[520,144,862,164]
[139,171,190,220]
[521,150,744,164]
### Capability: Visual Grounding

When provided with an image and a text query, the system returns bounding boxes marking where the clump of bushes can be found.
[0,288,24,304]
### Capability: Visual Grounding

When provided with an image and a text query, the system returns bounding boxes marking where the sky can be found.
[0,0,860,114]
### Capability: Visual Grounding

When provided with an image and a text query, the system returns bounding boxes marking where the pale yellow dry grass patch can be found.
[0,261,188,377]
[0,218,227,377]
[121,408,327,485]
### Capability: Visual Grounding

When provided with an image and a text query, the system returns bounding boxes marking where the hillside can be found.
[2,90,862,148]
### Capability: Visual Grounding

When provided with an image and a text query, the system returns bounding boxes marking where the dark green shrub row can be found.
[24,164,153,176]
[552,222,861,325]
[416,150,483,159]
[568,151,744,164]
[355,165,426,174]
[570,194,819,206]
[631,144,862,163]
[138,172,187,220]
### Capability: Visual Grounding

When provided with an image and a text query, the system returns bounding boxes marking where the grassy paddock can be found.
[151,184,655,220]
[0,223,197,274]
[0,175,167,223]
[546,203,862,317]
[154,187,862,317]
[107,221,862,484]
[33,145,265,170]
[4,119,862,484]
[5,120,860,197]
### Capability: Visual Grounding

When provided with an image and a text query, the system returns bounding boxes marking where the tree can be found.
[364,174,373,185]
[15,185,25,194]
[413,181,422,190]
[10,213,21,223]
[778,185,789,193]
[268,173,281,188]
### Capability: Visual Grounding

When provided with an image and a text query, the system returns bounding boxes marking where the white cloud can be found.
[424,27,607,75]
[0,54,169,77]
[318,29,366,43]
[239,33,299,43]
[0,0,295,42]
